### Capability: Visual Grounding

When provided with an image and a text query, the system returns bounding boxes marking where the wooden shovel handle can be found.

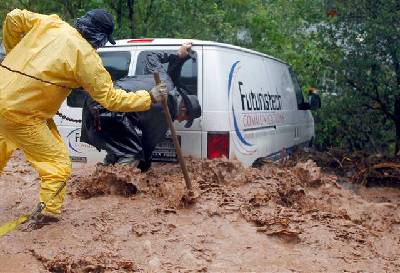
[153,73,192,190]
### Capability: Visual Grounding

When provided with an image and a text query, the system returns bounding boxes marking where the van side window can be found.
[135,50,198,96]
[67,51,131,108]
[289,68,305,108]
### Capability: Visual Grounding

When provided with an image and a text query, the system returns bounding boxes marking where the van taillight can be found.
[207,132,229,159]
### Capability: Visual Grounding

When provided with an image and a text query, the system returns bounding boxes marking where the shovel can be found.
[153,73,196,204]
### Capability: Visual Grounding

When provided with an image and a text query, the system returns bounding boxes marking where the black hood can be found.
[75,9,116,48]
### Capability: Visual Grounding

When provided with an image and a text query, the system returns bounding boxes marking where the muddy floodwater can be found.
[1,152,399,273]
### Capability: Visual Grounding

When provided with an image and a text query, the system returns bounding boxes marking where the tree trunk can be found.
[142,0,154,37]
[117,0,123,29]
[57,0,76,19]
[394,96,400,155]
[127,0,135,38]
[393,48,400,155]
[394,95,400,155]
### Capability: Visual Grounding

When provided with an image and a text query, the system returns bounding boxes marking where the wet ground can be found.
[0,151,399,273]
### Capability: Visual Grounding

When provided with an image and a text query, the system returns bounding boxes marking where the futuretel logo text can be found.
[238,81,282,111]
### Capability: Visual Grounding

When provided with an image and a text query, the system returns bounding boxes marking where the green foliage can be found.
[315,0,400,154]
[314,94,395,153]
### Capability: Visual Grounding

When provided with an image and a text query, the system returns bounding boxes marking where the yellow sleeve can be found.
[2,9,42,53]
[74,43,151,112]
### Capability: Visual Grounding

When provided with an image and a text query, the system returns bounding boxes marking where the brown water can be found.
[0,152,399,273]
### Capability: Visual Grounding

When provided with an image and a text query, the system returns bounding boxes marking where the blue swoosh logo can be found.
[228,61,254,148]
[67,128,81,154]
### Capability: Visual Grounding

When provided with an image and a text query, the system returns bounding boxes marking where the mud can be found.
[73,165,141,198]
[1,151,399,272]
[30,250,136,273]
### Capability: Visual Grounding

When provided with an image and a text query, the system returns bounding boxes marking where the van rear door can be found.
[130,45,203,161]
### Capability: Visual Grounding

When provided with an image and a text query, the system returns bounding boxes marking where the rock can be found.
[180,250,201,268]
[143,240,152,254]
[112,225,132,241]
[148,256,161,270]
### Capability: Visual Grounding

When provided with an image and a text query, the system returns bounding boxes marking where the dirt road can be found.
[1,152,399,272]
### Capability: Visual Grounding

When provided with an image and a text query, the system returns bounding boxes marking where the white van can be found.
[55,38,320,167]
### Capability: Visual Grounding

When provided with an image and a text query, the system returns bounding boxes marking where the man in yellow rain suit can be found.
[0,9,166,227]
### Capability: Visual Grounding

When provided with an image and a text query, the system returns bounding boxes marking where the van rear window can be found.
[67,51,131,108]
[99,51,131,81]
[135,50,198,96]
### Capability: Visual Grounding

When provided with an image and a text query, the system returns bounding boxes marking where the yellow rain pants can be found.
[0,117,71,215]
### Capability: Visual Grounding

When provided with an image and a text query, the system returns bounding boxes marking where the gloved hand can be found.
[150,82,168,103]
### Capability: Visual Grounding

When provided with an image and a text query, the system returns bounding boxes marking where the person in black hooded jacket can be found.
[80,42,201,172]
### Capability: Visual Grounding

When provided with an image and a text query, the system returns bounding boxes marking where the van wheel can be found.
[302,137,316,153]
